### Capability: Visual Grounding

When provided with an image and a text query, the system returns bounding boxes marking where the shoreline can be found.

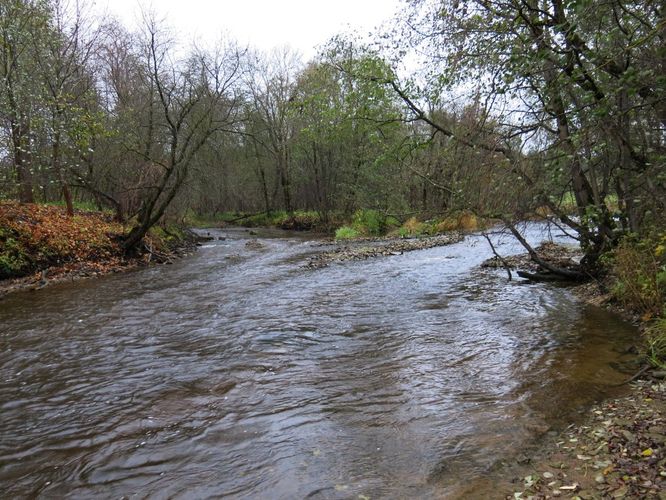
[494,279,664,499]
[0,232,201,300]
[497,377,665,499]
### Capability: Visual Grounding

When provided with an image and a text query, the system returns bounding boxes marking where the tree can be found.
[33,0,99,215]
[0,0,51,203]
[392,0,665,274]
[291,42,407,218]
[121,18,243,251]
[244,47,302,214]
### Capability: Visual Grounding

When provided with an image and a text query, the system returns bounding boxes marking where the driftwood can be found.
[483,232,512,281]
[227,211,268,223]
[505,221,588,282]
[517,270,573,281]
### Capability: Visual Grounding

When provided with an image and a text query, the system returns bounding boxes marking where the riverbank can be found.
[498,378,665,499]
[0,201,199,298]
[478,243,665,499]
[305,231,465,268]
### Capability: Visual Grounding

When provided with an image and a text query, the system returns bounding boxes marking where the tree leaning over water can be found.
[391,0,665,275]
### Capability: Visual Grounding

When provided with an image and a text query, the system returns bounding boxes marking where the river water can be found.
[0,226,637,498]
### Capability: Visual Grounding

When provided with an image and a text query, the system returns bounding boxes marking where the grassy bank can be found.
[188,208,492,240]
[606,233,666,370]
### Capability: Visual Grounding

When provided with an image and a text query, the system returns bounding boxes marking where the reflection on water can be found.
[0,226,637,498]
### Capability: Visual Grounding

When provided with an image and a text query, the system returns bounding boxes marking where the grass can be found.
[335,226,360,240]
[644,319,666,369]
[608,232,666,369]
[42,199,103,212]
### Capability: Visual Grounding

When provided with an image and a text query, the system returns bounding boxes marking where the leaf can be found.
[560,484,579,491]
[641,448,653,457]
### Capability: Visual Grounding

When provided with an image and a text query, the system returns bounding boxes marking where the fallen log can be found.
[517,270,579,282]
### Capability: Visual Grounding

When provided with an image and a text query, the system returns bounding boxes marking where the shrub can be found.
[458,211,479,231]
[610,234,666,319]
[335,226,360,240]
[351,209,387,236]
[396,217,428,237]
[280,211,321,231]
[0,237,31,279]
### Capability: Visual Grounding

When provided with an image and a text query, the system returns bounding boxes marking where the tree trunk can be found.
[10,120,34,203]
[52,129,74,216]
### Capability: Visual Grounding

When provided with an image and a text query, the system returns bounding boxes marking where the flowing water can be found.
[0,226,637,498]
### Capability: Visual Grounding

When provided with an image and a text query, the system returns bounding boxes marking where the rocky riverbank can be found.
[305,232,464,269]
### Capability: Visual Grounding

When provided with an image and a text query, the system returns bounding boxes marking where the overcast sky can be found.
[93,0,403,59]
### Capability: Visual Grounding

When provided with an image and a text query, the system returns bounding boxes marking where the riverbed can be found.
[0,226,638,498]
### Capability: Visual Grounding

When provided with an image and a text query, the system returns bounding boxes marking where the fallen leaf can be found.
[560,484,579,491]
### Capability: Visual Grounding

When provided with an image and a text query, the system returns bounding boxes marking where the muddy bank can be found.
[497,378,665,499]
[305,231,464,268]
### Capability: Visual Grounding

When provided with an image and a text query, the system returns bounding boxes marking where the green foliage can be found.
[149,225,185,244]
[351,209,389,236]
[0,231,31,279]
[610,234,666,319]
[335,226,360,240]
[644,319,666,369]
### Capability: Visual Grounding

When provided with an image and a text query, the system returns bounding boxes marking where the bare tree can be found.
[122,17,243,251]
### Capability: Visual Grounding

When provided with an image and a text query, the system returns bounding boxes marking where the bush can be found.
[644,319,666,369]
[0,236,31,279]
[351,209,388,236]
[335,226,360,240]
[397,217,427,237]
[610,234,666,319]
[280,211,321,231]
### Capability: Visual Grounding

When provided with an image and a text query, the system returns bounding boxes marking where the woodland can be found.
[0,0,664,285]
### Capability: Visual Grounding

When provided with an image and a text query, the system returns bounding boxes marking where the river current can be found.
[0,226,636,498]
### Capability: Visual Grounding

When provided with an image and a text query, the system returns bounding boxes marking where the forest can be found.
[1,0,663,257]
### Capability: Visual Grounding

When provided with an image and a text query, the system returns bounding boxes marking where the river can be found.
[0,226,637,498]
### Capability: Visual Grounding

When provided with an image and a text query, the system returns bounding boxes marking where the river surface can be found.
[0,226,637,498]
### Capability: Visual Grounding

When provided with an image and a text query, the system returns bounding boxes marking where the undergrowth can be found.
[609,232,666,367]
[0,201,123,279]
[0,201,186,280]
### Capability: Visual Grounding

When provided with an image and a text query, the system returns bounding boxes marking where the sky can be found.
[93,0,404,59]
